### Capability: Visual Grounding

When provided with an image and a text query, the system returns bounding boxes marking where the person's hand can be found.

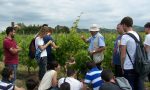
[81,35,85,40]
[48,40,53,45]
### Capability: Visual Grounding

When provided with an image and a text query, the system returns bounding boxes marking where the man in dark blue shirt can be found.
[43,24,58,69]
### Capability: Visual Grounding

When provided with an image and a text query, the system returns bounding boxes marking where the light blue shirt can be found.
[87,32,105,52]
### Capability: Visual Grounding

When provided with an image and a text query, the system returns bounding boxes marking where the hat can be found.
[89,24,100,31]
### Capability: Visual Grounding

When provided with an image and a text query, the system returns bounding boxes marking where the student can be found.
[0,67,24,90]
[144,22,150,82]
[58,68,83,90]
[84,61,103,90]
[120,16,144,90]
[38,61,60,90]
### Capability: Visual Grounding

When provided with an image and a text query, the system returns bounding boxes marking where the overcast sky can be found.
[0,0,150,31]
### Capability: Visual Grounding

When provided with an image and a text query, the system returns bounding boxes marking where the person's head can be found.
[120,16,133,32]
[6,27,16,38]
[86,61,96,70]
[60,82,70,90]
[116,24,124,35]
[42,24,48,27]
[47,61,60,71]
[89,24,100,36]
[1,67,14,81]
[38,27,49,38]
[47,28,53,35]
[101,69,115,82]
[144,22,150,34]
[67,68,76,77]
[26,77,39,90]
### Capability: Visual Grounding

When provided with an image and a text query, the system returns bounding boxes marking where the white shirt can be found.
[35,37,47,57]
[58,77,83,90]
[121,31,139,69]
[38,70,56,90]
[144,34,150,60]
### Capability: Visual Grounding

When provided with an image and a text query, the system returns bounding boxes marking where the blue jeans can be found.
[5,64,18,83]
[38,57,47,80]
[124,69,145,90]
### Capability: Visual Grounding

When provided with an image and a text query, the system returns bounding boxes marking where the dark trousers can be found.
[115,65,123,77]
[148,73,150,82]
[96,62,102,70]
[38,57,47,80]
[124,69,145,90]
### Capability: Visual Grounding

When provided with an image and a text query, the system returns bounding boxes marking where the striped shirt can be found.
[84,67,103,90]
[0,80,14,90]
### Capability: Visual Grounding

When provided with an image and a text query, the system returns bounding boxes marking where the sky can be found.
[0,0,150,31]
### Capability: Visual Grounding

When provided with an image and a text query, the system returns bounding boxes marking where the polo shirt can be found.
[3,37,18,64]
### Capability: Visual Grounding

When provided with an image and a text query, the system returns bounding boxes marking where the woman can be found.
[38,61,60,90]
[35,27,52,80]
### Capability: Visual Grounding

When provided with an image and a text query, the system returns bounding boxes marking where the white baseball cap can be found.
[89,24,100,31]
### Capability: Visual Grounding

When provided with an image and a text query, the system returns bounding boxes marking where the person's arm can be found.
[38,40,52,51]
[9,46,21,54]
[120,45,126,68]
[145,45,150,53]
[81,35,89,43]
[51,72,58,87]
[51,42,59,49]
[14,86,25,90]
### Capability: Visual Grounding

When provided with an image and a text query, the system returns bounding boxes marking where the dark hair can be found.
[120,16,133,27]
[144,22,150,28]
[6,27,14,35]
[42,24,48,27]
[47,61,59,70]
[26,77,39,90]
[67,68,75,77]
[86,61,96,70]
[60,82,70,90]
[101,69,114,82]
[1,67,13,80]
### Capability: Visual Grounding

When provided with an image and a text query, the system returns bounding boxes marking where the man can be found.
[58,68,84,90]
[120,16,144,90]
[144,22,150,81]
[81,24,105,69]
[99,69,122,90]
[43,24,58,69]
[112,24,124,77]
[84,61,103,90]
[3,27,21,83]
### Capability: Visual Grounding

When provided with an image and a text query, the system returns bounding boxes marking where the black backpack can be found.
[126,33,150,78]
[28,38,36,59]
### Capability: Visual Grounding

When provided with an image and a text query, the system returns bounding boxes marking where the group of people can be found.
[0,16,150,90]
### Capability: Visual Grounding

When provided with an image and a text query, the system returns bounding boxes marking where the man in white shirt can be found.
[120,16,144,90]
[144,22,150,82]
[58,68,84,90]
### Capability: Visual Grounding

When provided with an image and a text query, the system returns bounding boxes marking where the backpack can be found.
[126,33,150,78]
[28,38,36,59]
[116,77,132,90]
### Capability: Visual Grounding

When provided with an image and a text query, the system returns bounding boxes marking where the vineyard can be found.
[0,30,145,72]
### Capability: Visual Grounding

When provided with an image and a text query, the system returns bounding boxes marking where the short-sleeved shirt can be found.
[35,37,47,57]
[113,35,122,65]
[144,34,150,60]
[0,80,14,90]
[3,37,18,64]
[87,32,105,52]
[99,82,121,90]
[58,77,83,90]
[43,35,53,55]
[84,67,103,90]
[121,31,139,69]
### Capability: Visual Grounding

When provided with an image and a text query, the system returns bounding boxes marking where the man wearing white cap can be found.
[81,24,105,70]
